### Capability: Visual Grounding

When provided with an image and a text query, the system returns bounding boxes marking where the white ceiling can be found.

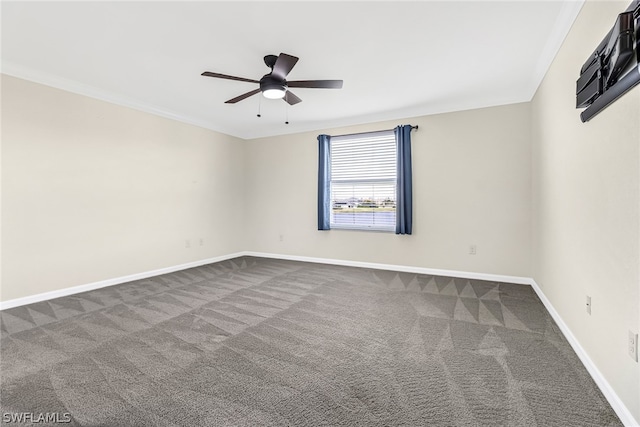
[2,1,583,140]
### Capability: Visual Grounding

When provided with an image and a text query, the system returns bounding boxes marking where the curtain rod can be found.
[331,125,418,139]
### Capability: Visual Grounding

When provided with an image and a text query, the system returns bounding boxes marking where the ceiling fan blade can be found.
[272,53,299,80]
[287,80,344,89]
[225,89,261,104]
[201,72,259,84]
[283,91,302,105]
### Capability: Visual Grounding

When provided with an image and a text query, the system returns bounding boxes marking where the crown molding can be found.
[1,62,238,138]
[529,0,585,100]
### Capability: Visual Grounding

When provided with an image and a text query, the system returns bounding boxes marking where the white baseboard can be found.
[528,279,639,427]
[0,252,244,311]
[0,251,529,310]
[243,251,533,285]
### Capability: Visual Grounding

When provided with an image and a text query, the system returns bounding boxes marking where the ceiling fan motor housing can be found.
[260,74,287,93]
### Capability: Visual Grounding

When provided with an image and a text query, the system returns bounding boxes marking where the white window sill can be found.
[329,225,395,233]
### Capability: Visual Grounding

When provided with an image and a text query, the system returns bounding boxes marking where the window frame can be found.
[328,130,397,233]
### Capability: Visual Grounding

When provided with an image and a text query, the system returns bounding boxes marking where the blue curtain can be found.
[395,125,413,235]
[317,134,331,230]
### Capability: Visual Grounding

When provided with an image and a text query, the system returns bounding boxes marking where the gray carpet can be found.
[0,256,621,426]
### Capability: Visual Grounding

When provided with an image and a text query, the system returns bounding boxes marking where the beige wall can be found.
[244,103,532,277]
[531,0,640,421]
[1,75,245,301]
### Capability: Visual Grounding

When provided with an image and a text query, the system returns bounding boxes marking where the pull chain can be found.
[257,96,262,118]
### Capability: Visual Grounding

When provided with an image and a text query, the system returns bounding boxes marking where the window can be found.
[329,130,397,232]
[318,125,413,234]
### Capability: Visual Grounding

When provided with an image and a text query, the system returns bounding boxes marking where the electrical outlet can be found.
[469,245,477,255]
[279,234,284,242]
[585,295,591,315]
[199,238,204,246]
[629,331,638,362]
[185,239,191,249]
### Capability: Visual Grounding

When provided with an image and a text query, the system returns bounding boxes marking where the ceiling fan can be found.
[201,53,343,105]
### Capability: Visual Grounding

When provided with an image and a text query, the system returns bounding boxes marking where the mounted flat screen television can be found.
[576,0,639,122]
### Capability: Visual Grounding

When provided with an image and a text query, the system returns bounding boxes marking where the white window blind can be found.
[330,130,397,231]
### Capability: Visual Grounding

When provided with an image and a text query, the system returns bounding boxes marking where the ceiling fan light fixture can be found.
[263,88,286,99]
